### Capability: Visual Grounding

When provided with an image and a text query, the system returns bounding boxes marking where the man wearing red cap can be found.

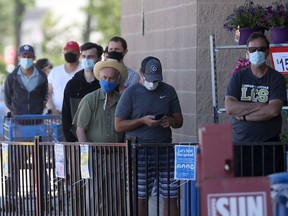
[46,41,82,116]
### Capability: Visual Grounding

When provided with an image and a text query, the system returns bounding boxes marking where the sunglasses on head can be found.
[247,47,268,53]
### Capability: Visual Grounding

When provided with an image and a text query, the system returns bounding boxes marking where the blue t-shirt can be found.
[17,67,39,92]
[115,82,182,143]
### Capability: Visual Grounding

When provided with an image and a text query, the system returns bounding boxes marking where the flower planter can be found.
[235,28,265,45]
[271,27,288,44]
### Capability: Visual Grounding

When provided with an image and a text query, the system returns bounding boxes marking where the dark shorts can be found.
[234,136,285,177]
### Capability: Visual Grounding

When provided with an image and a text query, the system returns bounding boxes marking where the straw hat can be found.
[93,58,128,83]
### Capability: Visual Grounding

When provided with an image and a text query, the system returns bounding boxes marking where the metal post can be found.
[210,34,219,123]
[126,139,133,216]
[34,136,43,216]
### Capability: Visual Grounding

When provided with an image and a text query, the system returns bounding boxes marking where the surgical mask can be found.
[20,58,33,70]
[81,58,95,70]
[108,51,124,61]
[143,80,159,91]
[64,52,78,63]
[249,51,266,66]
[100,80,118,93]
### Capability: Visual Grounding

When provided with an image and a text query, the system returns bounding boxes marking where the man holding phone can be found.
[115,56,183,216]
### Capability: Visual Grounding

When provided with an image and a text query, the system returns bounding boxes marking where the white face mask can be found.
[20,58,33,70]
[249,51,266,66]
[143,80,159,91]
[81,58,95,70]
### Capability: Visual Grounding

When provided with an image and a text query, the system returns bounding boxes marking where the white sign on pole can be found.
[80,144,90,179]
[55,143,65,178]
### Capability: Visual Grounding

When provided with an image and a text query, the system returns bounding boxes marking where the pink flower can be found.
[232,58,250,74]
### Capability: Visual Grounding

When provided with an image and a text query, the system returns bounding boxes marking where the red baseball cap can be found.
[63,41,80,53]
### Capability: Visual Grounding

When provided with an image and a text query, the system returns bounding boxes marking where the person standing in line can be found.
[103,46,109,61]
[73,58,127,142]
[72,59,128,214]
[35,58,54,76]
[115,56,183,216]
[108,36,140,92]
[3,44,48,211]
[4,44,48,115]
[62,42,103,142]
[46,41,82,114]
[225,32,286,176]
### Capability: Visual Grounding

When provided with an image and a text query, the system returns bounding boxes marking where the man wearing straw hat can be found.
[72,58,128,214]
[73,58,127,142]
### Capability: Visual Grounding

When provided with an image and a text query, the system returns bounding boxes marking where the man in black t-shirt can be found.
[225,32,286,176]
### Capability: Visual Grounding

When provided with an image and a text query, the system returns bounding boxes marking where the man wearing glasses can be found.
[225,32,286,177]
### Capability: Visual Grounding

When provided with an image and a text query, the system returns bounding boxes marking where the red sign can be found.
[269,46,288,74]
[4,46,16,65]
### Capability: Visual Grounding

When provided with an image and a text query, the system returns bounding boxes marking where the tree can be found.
[13,0,35,65]
[39,11,70,66]
[0,0,34,70]
[81,0,121,45]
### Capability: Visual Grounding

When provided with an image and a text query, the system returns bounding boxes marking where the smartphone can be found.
[154,114,164,120]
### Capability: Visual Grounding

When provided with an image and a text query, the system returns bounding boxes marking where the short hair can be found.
[108,36,127,50]
[35,58,51,69]
[246,32,270,48]
[104,46,108,53]
[80,42,104,57]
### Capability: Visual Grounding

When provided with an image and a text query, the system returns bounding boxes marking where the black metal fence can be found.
[2,137,287,216]
[0,138,128,216]
[128,142,179,216]
[0,138,196,216]
[234,141,288,177]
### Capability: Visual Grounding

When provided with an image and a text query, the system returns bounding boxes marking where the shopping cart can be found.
[3,113,62,141]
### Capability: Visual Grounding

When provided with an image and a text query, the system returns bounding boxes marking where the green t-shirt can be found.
[72,89,124,142]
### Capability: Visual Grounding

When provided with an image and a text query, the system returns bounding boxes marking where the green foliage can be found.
[0,0,14,46]
[0,0,120,69]
[266,1,288,28]
[38,11,66,66]
[82,0,121,46]
[0,60,8,82]
[0,0,35,67]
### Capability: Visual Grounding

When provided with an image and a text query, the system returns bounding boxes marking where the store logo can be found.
[208,192,267,216]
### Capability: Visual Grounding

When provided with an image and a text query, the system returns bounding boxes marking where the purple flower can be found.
[223,0,269,32]
[266,1,288,27]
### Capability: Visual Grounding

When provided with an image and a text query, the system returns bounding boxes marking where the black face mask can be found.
[64,52,78,63]
[108,51,124,61]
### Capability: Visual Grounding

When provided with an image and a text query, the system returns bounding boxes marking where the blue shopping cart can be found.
[3,113,62,141]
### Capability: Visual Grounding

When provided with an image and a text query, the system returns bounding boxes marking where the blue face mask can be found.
[99,80,118,93]
[249,51,266,66]
[81,58,95,70]
[20,58,33,69]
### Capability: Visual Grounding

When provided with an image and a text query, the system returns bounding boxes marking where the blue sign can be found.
[174,145,196,180]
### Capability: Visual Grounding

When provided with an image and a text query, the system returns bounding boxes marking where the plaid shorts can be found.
[133,147,178,199]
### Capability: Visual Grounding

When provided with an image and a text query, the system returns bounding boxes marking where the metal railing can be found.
[0,138,128,216]
[234,141,288,177]
[0,138,197,216]
[127,141,199,216]
[2,137,287,215]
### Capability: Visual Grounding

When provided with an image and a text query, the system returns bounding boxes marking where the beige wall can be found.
[120,0,273,142]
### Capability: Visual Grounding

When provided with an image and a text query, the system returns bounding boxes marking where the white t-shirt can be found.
[48,64,82,111]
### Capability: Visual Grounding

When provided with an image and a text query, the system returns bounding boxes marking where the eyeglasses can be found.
[247,47,268,53]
